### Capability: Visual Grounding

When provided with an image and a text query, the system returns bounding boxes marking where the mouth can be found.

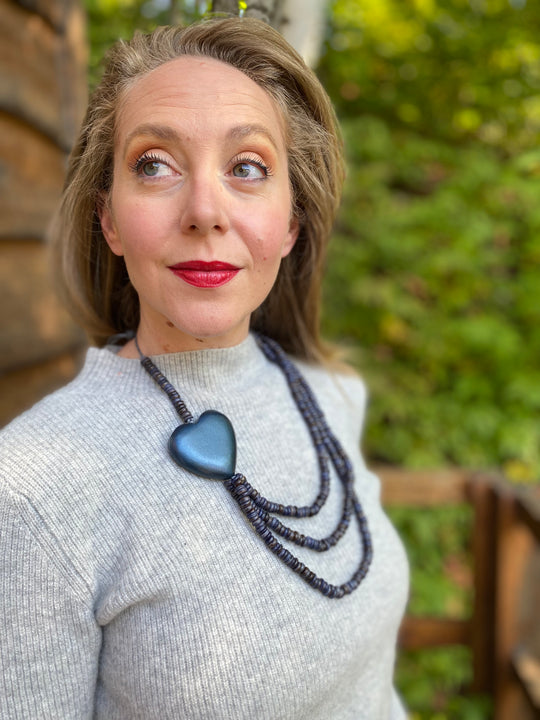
[168,261,241,288]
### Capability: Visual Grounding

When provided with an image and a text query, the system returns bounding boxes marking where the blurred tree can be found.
[318,0,540,481]
[86,0,327,83]
[319,0,540,151]
[85,0,203,85]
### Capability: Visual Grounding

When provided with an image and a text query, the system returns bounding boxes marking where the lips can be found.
[168,261,240,288]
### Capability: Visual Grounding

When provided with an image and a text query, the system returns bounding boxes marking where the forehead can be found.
[115,55,287,148]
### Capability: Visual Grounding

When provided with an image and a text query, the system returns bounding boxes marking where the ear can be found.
[97,192,123,257]
[281,216,299,258]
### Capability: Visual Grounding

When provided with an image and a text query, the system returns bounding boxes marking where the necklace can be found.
[135,333,373,599]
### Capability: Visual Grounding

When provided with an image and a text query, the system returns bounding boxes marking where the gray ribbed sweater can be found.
[0,334,408,719]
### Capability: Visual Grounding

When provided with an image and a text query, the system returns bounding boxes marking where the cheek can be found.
[249,208,293,259]
[260,229,294,268]
[251,235,281,268]
[251,237,288,289]
[115,203,163,257]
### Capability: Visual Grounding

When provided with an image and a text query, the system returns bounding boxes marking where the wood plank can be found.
[0,0,63,142]
[16,0,68,31]
[0,0,86,148]
[398,616,471,650]
[516,494,540,545]
[54,0,88,147]
[468,478,498,694]
[518,548,540,676]
[377,466,469,507]
[494,492,536,720]
[0,349,84,428]
[0,113,65,239]
[0,240,84,371]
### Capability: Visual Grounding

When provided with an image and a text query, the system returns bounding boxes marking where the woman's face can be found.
[100,55,298,354]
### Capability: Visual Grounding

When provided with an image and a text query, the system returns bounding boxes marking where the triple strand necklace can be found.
[135,333,373,599]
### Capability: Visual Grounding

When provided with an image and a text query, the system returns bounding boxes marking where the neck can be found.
[121,319,251,358]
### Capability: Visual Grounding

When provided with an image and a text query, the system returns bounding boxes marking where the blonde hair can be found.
[51,17,345,360]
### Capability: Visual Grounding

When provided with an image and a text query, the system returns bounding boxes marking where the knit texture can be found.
[0,334,409,719]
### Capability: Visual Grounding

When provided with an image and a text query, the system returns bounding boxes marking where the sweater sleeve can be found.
[0,486,101,719]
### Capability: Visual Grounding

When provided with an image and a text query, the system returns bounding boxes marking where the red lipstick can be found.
[169,261,240,288]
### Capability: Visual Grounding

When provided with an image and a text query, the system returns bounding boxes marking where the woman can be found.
[0,17,408,719]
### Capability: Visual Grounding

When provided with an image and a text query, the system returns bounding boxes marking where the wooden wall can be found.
[0,0,88,427]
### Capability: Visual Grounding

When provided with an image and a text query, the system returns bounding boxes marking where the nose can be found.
[179,173,230,236]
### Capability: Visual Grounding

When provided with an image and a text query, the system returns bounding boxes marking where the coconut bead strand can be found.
[136,333,373,598]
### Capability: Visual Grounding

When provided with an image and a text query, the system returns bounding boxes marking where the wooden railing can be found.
[378,468,540,720]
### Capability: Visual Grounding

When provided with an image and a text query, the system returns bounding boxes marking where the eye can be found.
[141,160,166,177]
[231,157,270,180]
[131,153,174,178]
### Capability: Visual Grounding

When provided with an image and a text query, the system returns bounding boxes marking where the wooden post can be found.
[243,0,284,25]
[210,0,240,13]
[494,488,535,720]
[468,476,497,695]
[210,0,286,29]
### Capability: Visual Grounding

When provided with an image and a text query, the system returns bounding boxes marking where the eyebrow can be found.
[123,124,181,156]
[226,124,280,150]
[123,122,280,156]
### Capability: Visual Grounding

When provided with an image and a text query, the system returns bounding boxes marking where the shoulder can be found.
[1,344,142,431]
[295,358,367,410]
[293,358,368,443]
[0,346,136,496]
[1,347,109,438]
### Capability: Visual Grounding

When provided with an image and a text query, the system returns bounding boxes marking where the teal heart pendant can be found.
[168,410,237,480]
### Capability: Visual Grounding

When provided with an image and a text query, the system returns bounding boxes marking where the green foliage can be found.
[85,0,208,86]
[319,0,540,152]
[321,116,540,479]
[319,0,540,482]
[388,505,472,617]
[397,647,492,720]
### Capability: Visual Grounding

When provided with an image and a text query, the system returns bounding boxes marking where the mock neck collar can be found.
[141,333,267,389]
[81,333,270,396]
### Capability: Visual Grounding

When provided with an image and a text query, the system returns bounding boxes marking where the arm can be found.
[1,487,101,719]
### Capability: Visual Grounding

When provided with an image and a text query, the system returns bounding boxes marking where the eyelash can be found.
[128,152,273,178]
[129,152,168,175]
[232,154,273,178]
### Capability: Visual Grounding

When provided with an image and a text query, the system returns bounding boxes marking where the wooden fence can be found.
[0,0,87,427]
[379,467,540,719]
